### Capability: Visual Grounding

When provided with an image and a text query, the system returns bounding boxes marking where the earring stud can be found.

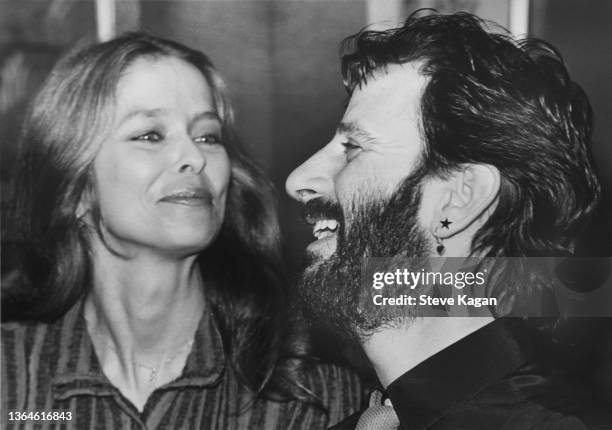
[435,237,445,256]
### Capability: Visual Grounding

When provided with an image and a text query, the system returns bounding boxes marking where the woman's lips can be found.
[159,189,213,206]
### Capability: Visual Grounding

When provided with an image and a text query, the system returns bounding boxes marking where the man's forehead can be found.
[351,62,427,102]
[342,62,429,132]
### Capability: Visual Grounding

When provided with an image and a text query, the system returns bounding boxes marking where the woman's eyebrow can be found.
[190,111,221,125]
[118,107,168,125]
[118,109,221,127]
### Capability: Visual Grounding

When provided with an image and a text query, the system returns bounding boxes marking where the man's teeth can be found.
[313,219,339,240]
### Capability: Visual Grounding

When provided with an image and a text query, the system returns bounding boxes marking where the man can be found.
[286,11,611,430]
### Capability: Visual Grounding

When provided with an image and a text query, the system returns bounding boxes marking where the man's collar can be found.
[51,298,226,400]
[386,318,529,430]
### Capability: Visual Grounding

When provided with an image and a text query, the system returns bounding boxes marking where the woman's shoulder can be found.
[1,319,52,410]
[302,360,365,427]
[1,319,44,351]
[303,359,363,394]
[1,303,81,363]
[1,318,61,383]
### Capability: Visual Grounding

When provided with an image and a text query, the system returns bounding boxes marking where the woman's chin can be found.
[156,232,218,257]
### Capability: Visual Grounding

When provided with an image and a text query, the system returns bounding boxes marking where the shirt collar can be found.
[52,298,226,400]
[386,318,530,430]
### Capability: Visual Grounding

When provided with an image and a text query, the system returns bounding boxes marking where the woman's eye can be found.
[342,141,361,160]
[132,131,162,143]
[194,134,222,145]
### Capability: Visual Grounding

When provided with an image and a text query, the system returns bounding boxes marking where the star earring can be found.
[434,219,452,256]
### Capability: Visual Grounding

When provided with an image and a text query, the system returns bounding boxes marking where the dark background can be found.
[1,0,611,397]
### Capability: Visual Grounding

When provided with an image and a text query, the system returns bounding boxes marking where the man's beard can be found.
[297,171,432,341]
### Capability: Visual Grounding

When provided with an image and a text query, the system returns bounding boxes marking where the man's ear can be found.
[432,164,500,238]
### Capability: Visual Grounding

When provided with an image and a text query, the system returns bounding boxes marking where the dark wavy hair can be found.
[341,11,601,257]
[3,32,312,403]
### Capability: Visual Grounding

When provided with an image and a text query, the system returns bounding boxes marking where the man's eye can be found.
[342,141,361,159]
[194,134,222,145]
[132,131,162,143]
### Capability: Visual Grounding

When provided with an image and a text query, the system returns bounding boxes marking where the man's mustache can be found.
[301,198,343,225]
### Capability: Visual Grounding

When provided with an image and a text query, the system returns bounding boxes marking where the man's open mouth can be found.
[301,199,343,258]
[312,219,339,240]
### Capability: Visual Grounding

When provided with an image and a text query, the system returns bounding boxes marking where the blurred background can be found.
[1,0,611,394]
[1,0,611,266]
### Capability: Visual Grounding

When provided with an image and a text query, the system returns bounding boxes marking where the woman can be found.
[1,33,361,429]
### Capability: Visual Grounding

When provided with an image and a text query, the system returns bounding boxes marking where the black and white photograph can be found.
[1,0,612,429]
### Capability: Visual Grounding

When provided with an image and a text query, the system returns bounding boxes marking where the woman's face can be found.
[90,56,231,257]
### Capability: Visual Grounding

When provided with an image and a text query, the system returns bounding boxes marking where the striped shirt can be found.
[1,301,362,429]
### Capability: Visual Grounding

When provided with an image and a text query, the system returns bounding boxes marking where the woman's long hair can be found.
[2,32,313,403]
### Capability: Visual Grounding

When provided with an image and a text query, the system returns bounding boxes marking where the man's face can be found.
[286,63,435,337]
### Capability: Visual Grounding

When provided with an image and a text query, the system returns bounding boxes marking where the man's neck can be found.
[362,316,494,388]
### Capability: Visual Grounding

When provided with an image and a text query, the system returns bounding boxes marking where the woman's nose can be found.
[175,136,206,174]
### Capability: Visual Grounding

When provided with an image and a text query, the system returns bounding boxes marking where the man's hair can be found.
[341,11,600,257]
[3,32,311,403]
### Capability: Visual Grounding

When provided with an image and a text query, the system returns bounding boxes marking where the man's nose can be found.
[285,146,335,203]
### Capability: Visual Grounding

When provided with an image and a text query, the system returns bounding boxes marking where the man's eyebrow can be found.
[337,121,377,144]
